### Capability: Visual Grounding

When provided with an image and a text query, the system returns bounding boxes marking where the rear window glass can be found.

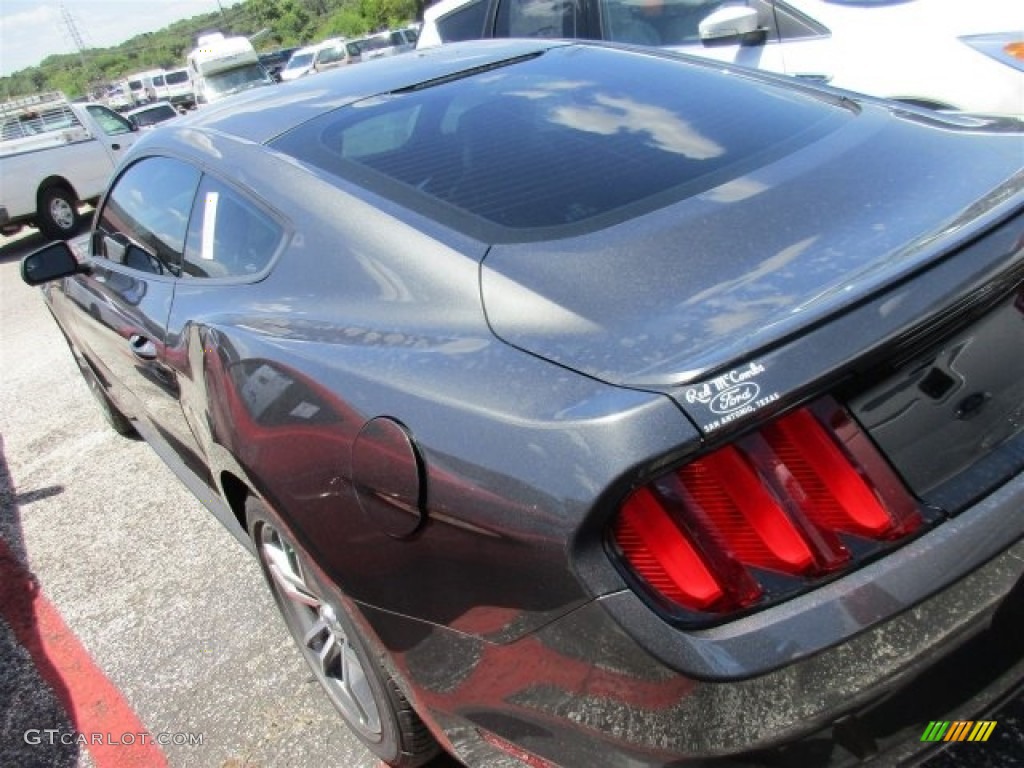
[270,46,846,239]
[131,105,177,126]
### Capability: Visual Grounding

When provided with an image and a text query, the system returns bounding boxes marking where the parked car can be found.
[279,44,320,81]
[259,46,301,81]
[418,0,1024,115]
[126,101,180,130]
[20,40,1024,768]
[315,37,367,70]
[357,27,420,61]
[281,38,367,81]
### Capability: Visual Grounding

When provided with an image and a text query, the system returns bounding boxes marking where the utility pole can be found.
[60,3,101,99]
[60,3,89,69]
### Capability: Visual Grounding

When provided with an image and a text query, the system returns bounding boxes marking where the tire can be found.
[246,496,441,767]
[37,185,80,240]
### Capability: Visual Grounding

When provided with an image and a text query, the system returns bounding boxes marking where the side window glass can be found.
[84,104,134,136]
[319,45,343,65]
[437,0,490,42]
[95,156,200,275]
[182,177,282,279]
[496,0,584,38]
[601,0,772,47]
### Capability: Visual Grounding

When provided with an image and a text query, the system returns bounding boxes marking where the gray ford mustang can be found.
[22,39,1024,768]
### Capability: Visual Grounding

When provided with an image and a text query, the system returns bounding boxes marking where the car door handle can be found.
[111,143,122,150]
[129,334,157,360]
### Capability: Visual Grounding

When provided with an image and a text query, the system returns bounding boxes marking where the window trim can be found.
[92,152,290,284]
[93,155,201,277]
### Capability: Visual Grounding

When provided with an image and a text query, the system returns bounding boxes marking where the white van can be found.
[124,69,166,106]
[158,67,196,109]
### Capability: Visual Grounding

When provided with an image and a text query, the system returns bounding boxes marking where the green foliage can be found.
[0,0,422,101]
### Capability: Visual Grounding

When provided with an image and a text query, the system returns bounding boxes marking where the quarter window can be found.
[182,177,282,279]
[95,156,200,275]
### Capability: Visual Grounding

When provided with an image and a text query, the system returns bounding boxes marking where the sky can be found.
[0,1,243,76]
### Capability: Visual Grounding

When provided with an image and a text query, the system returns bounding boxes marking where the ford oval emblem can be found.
[709,383,760,415]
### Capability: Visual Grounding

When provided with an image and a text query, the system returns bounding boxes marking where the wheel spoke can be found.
[263,538,320,609]
[341,641,381,732]
[259,523,383,740]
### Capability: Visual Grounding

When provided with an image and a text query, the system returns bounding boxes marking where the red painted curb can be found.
[0,536,168,768]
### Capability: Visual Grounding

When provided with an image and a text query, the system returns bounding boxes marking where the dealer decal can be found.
[682,361,779,433]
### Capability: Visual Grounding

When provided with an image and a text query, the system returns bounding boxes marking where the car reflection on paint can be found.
[19,39,1024,768]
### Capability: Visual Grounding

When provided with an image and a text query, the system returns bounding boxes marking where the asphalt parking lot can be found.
[0,224,1021,768]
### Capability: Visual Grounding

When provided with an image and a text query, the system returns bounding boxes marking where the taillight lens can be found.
[611,397,923,618]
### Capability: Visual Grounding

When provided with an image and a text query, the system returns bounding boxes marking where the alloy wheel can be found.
[259,524,383,742]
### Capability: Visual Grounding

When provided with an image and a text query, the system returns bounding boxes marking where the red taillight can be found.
[612,397,923,617]
[614,486,762,611]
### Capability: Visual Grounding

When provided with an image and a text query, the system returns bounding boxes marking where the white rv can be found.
[187,33,274,105]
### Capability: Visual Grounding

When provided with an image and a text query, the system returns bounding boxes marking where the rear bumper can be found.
[438,534,1023,767]
[392,472,1024,766]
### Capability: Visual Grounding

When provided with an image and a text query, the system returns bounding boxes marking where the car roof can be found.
[177,39,569,145]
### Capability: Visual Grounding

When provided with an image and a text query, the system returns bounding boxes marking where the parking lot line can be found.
[0,535,168,768]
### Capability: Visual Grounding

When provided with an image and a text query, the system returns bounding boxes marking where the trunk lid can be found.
[481,107,1023,396]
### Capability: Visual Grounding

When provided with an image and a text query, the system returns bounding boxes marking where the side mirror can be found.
[699,6,767,47]
[21,241,87,286]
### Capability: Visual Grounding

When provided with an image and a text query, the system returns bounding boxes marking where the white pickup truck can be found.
[0,91,139,239]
